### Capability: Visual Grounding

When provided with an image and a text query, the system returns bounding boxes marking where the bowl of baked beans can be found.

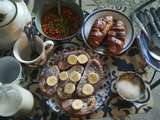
[35,0,84,42]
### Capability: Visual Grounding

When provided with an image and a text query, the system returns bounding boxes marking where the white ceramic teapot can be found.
[0,0,31,49]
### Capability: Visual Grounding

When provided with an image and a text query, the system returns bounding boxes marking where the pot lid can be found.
[0,0,17,27]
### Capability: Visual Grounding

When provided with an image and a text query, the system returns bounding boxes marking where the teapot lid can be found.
[0,0,17,27]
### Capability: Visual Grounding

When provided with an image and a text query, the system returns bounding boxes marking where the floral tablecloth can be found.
[0,0,160,120]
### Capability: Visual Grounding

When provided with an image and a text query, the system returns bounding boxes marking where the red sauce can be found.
[41,6,81,39]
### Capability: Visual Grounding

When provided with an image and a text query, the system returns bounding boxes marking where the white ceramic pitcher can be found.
[0,0,31,49]
[0,84,34,117]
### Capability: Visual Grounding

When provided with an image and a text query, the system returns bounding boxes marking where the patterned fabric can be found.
[0,36,155,120]
[0,0,158,120]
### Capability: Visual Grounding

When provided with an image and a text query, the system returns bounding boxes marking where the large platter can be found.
[39,42,111,115]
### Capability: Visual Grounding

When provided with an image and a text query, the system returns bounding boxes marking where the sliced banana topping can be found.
[72,99,83,110]
[82,84,94,96]
[88,72,99,84]
[46,76,58,86]
[67,55,78,65]
[59,71,69,81]
[69,71,81,82]
[64,82,75,94]
[77,54,88,64]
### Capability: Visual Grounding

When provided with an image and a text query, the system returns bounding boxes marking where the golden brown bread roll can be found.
[105,20,126,54]
[106,36,125,54]
[89,16,113,48]
[112,20,126,31]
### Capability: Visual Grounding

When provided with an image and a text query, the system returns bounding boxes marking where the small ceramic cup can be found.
[13,33,54,67]
[0,56,23,85]
[115,72,147,102]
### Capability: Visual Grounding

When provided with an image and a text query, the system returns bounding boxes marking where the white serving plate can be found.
[81,8,134,55]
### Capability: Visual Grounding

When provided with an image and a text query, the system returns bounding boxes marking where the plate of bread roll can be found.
[81,9,134,55]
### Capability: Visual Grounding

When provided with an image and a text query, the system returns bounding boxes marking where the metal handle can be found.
[24,22,37,54]
[24,22,36,40]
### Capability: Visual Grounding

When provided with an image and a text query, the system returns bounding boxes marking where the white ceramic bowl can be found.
[81,9,134,55]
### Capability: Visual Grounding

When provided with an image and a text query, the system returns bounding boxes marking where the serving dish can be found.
[81,8,134,55]
[38,42,111,116]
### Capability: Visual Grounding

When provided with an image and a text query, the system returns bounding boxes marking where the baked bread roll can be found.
[89,16,113,48]
[105,20,126,54]
[106,36,125,54]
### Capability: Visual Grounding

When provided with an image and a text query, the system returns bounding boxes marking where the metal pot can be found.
[35,0,84,42]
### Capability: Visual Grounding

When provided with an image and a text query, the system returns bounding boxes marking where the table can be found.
[1,0,160,120]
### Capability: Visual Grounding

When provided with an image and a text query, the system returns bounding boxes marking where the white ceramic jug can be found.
[0,84,34,117]
[0,0,31,49]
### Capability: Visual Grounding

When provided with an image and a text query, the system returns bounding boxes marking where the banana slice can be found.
[69,71,81,82]
[59,71,68,81]
[64,82,75,94]
[88,72,99,84]
[67,55,78,65]
[46,76,58,86]
[82,84,94,96]
[72,99,83,110]
[77,54,88,64]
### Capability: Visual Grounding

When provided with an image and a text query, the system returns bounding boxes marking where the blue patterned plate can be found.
[41,42,111,115]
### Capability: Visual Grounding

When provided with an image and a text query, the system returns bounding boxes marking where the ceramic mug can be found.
[0,84,34,117]
[0,56,23,85]
[13,33,54,67]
